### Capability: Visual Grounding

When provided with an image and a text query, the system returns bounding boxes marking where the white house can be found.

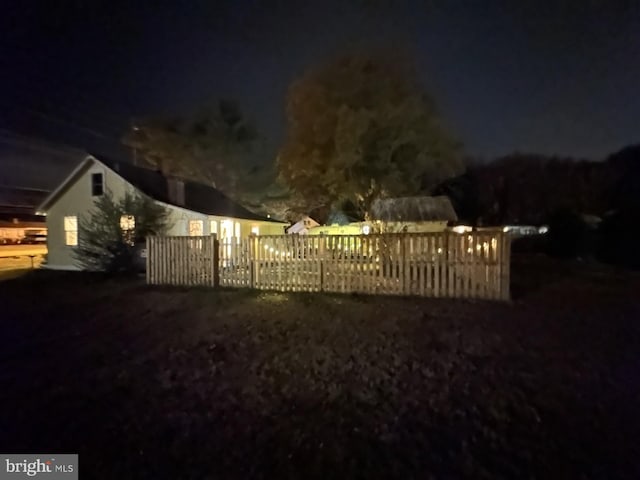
[286,216,320,235]
[37,154,287,270]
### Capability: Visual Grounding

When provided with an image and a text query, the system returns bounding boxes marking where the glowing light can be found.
[452,225,472,234]
[362,225,371,235]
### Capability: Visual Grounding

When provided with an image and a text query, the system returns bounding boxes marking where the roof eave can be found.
[36,154,96,213]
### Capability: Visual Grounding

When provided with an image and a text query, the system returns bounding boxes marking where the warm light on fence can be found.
[146,232,511,300]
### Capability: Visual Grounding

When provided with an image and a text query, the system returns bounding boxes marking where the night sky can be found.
[1,0,639,173]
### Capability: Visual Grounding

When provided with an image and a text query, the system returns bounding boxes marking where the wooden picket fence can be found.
[146,231,511,300]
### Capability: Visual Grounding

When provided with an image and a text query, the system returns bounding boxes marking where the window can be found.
[234,222,241,240]
[189,220,203,236]
[91,173,104,196]
[220,219,233,242]
[64,216,78,246]
[210,220,218,236]
[120,215,135,245]
[120,215,135,231]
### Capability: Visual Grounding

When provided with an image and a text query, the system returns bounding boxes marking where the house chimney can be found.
[167,177,185,206]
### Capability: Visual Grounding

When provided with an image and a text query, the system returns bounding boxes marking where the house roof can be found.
[38,155,286,223]
[370,196,458,222]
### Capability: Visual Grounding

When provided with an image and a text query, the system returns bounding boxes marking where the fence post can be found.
[249,234,256,288]
[500,232,511,300]
[400,235,407,295]
[319,234,325,292]
[211,233,219,288]
[146,236,151,284]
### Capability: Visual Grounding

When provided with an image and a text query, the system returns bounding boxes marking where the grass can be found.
[0,256,639,478]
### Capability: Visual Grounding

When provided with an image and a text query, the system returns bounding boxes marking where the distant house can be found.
[368,196,458,233]
[37,154,287,270]
[286,216,320,235]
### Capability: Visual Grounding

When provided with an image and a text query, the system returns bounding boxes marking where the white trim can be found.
[41,264,82,271]
[37,154,95,212]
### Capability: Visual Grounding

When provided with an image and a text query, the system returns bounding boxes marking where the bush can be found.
[74,190,172,273]
[546,209,591,259]
[597,207,640,270]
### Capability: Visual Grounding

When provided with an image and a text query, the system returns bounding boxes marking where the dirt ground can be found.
[1,255,639,479]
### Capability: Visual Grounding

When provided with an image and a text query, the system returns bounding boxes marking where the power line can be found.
[0,132,87,157]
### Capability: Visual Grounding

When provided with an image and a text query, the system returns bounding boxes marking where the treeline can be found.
[438,145,640,226]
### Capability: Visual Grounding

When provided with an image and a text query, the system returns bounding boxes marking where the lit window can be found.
[91,173,103,196]
[189,220,203,236]
[234,222,241,239]
[220,219,233,241]
[210,220,218,236]
[120,215,135,231]
[64,216,78,246]
[120,215,135,245]
[251,225,259,235]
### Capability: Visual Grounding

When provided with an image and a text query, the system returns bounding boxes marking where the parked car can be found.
[18,233,47,244]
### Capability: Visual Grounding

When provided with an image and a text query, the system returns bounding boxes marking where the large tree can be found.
[277,51,463,217]
[123,100,271,205]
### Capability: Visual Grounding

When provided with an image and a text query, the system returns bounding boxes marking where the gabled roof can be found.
[370,196,458,222]
[38,154,286,223]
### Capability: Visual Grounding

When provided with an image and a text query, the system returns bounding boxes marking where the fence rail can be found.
[147,232,511,300]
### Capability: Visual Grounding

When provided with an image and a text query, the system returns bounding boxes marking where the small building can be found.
[306,223,364,236]
[286,216,320,235]
[37,154,287,270]
[368,196,458,233]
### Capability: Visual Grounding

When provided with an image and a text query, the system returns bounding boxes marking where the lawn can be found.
[1,256,639,479]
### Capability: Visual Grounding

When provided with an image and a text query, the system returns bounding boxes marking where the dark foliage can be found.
[546,209,591,259]
[511,234,547,254]
[432,171,481,224]
[606,144,640,211]
[470,154,611,225]
[74,190,172,273]
[597,207,640,270]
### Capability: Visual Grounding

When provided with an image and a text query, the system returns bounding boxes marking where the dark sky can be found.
[1,0,639,166]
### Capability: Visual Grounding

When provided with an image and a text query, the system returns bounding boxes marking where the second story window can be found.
[91,173,104,196]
